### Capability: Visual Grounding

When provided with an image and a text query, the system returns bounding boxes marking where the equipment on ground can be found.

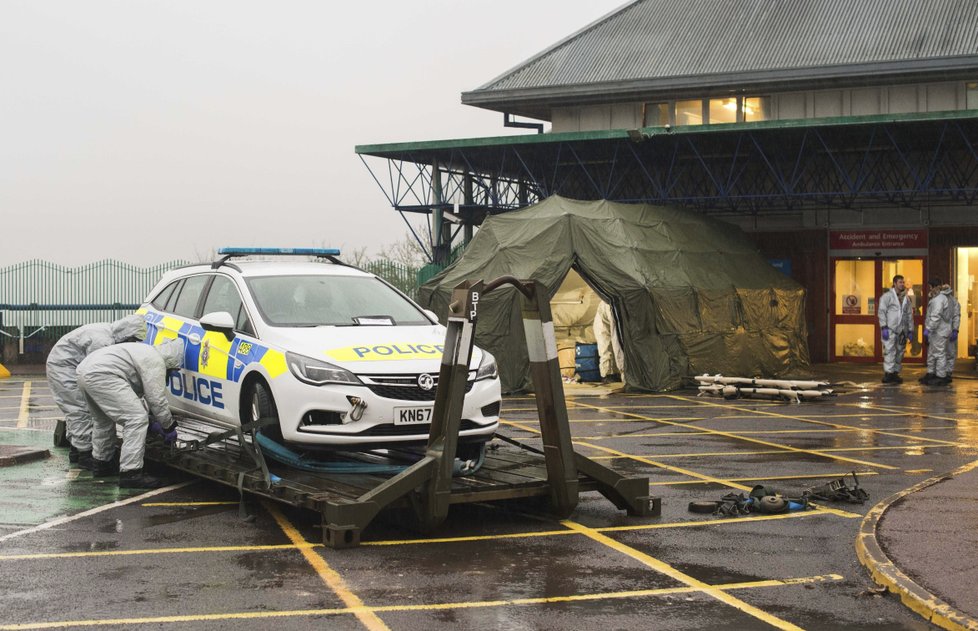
[696,374,834,403]
[689,473,869,517]
[145,277,659,548]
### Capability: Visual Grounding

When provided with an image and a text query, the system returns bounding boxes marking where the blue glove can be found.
[162,423,178,445]
[881,327,889,341]
[923,328,930,341]
[950,329,959,342]
[148,421,165,438]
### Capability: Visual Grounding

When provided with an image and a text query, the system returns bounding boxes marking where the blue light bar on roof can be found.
[218,247,341,256]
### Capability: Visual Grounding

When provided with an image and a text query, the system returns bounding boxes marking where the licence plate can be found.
[394,406,433,425]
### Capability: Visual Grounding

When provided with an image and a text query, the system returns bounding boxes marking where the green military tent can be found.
[419,196,810,392]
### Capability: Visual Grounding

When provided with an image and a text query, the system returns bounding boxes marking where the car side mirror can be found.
[424,309,440,323]
[200,311,236,341]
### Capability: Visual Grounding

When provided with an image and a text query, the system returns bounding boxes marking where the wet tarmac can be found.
[1,365,975,630]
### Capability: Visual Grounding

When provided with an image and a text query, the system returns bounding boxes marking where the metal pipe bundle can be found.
[695,374,833,403]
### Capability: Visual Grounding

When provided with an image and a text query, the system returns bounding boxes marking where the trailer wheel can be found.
[248,381,282,442]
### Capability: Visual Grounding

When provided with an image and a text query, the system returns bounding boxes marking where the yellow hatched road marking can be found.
[16,382,31,428]
[648,471,879,487]
[583,443,964,460]
[561,520,807,630]
[141,501,238,507]
[0,574,843,630]
[0,509,860,561]
[846,402,978,425]
[562,426,958,440]
[264,502,389,631]
[0,544,303,561]
[667,395,961,447]
[572,400,897,469]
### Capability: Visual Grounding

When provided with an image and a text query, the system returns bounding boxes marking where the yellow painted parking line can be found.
[561,519,806,630]
[904,468,933,474]
[573,400,897,470]
[141,501,238,507]
[580,443,965,460]
[670,395,962,448]
[648,471,879,487]
[567,426,958,440]
[0,574,844,630]
[0,405,56,411]
[16,382,31,428]
[845,402,978,425]
[0,544,303,561]
[264,502,389,631]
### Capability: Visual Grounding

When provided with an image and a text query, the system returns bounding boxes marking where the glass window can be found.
[708,98,738,124]
[743,97,770,122]
[171,275,211,319]
[201,275,252,334]
[152,281,180,311]
[246,275,429,327]
[675,99,703,125]
[834,260,875,316]
[835,324,876,357]
[967,82,978,110]
[645,102,670,126]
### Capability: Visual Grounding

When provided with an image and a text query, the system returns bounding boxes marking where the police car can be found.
[138,248,500,457]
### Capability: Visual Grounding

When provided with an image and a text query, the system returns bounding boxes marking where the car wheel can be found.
[248,381,282,442]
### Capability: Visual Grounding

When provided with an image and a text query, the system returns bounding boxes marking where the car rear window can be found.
[171,275,211,319]
[245,275,429,327]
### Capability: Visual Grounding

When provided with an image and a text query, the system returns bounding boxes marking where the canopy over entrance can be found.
[420,196,810,391]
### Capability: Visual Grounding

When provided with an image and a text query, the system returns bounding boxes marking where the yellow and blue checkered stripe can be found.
[138,309,286,381]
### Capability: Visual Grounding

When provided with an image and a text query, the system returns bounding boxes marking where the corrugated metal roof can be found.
[464,0,978,113]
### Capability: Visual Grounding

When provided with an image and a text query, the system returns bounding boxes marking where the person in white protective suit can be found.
[76,339,184,488]
[593,301,625,384]
[920,278,954,386]
[45,315,148,468]
[944,288,962,381]
[877,275,914,384]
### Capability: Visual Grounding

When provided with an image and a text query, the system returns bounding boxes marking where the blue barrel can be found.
[575,343,601,382]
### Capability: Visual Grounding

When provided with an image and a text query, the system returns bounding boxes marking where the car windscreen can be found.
[245,275,431,327]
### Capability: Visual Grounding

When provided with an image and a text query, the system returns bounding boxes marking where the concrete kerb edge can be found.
[855,460,978,631]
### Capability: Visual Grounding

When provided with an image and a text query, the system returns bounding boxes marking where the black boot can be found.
[68,444,80,463]
[933,375,951,386]
[93,452,120,477]
[919,373,936,385]
[892,372,904,384]
[882,372,895,384]
[119,469,166,489]
[75,450,95,471]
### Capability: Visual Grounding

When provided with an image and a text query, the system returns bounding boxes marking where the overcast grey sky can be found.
[0,1,625,266]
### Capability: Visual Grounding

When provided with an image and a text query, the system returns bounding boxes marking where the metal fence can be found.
[0,259,191,360]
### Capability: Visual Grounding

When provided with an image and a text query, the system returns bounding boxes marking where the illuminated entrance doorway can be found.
[953,248,978,363]
[830,258,925,362]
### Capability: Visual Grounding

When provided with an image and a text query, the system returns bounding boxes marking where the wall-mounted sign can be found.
[842,294,860,314]
[829,229,928,251]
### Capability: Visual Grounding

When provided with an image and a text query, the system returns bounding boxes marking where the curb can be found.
[855,460,978,631]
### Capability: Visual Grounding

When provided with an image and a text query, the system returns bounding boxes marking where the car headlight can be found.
[470,352,498,381]
[286,352,362,386]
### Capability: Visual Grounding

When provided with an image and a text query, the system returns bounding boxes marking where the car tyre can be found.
[247,381,283,442]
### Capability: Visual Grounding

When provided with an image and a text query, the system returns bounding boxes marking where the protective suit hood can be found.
[158,339,185,370]
[111,315,148,343]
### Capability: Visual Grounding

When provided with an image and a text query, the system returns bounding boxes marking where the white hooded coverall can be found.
[593,301,625,381]
[45,315,148,451]
[877,288,913,374]
[76,340,184,473]
[945,292,962,374]
[925,287,954,378]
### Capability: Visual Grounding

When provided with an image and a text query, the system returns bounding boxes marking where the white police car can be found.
[138,248,500,457]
